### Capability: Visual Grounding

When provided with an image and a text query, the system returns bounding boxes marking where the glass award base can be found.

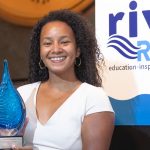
[0,136,22,149]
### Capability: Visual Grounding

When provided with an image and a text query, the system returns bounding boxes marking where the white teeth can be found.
[50,56,65,61]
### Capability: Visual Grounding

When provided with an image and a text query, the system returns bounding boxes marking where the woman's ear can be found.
[76,48,80,57]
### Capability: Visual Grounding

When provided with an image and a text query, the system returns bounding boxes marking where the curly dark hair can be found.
[29,9,104,87]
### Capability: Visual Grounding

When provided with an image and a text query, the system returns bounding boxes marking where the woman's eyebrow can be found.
[41,37,52,41]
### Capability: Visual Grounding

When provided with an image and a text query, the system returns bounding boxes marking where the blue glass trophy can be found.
[0,59,26,149]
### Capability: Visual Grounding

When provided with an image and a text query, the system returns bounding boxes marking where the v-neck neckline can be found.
[33,81,85,126]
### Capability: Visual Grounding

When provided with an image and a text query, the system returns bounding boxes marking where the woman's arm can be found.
[81,112,115,150]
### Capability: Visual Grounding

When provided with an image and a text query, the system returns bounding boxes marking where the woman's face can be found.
[40,21,80,76]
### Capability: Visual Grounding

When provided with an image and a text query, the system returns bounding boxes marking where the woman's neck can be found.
[45,73,81,92]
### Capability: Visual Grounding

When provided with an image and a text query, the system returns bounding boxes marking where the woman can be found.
[14,9,114,150]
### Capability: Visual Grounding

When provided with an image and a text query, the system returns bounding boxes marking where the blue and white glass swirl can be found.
[0,59,26,136]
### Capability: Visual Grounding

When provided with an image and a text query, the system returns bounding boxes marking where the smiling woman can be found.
[14,9,114,150]
[0,0,93,26]
[40,21,80,76]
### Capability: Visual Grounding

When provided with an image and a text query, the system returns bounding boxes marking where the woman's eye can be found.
[61,41,70,45]
[43,42,51,46]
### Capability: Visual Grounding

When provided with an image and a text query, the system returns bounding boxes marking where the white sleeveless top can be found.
[17,82,114,150]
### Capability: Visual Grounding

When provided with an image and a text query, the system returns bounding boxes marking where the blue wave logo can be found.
[110,94,150,125]
[107,34,140,59]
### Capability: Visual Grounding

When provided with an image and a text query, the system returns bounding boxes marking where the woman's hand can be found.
[12,145,32,150]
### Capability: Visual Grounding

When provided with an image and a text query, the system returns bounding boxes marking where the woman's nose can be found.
[51,42,62,53]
